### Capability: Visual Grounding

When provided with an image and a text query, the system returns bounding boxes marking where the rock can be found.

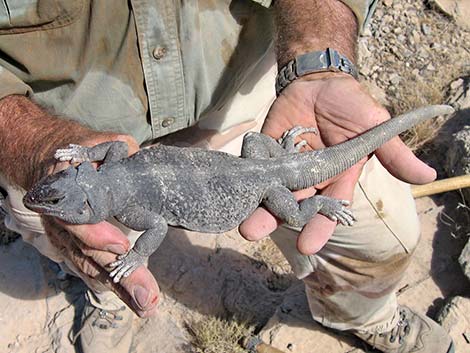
[444,126,470,201]
[421,23,432,35]
[418,48,430,60]
[383,0,393,7]
[443,78,470,203]
[459,240,470,280]
[432,0,470,30]
[362,27,372,37]
[389,73,401,85]
[393,2,403,11]
[447,77,470,111]
[411,29,421,44]
[450,78,464,91]
[358,38,371,60]
[436,296,470,352]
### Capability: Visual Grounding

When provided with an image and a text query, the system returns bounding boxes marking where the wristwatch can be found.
[275,48,358,95]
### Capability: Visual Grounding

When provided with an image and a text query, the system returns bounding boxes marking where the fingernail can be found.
[105,244,127,255]
[133,285,151,310]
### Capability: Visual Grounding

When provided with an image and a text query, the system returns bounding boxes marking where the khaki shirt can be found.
[0,0,377,144]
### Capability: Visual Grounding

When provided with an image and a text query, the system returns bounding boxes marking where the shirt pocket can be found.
[0,0,83,34]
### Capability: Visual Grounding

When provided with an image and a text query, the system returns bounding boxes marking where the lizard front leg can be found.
[108,208,168,283]
[54,141,129,164]
[262,186,355,228]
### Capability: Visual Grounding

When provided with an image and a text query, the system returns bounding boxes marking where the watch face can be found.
[296,50,330,76]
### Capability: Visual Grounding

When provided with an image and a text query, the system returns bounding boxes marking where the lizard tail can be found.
[280,105,454,190]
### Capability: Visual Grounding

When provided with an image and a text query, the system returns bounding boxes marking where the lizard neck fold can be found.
[95,163,134,217]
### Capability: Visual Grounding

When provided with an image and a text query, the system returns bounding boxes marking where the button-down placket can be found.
[131,0,187,139]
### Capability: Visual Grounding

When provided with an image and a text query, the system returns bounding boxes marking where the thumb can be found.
[375,137,436,185]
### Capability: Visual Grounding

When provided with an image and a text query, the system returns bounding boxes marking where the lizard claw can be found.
[277,126,318,153]
[108,250,146,283]
[319,198,356,226]
[294,140,308,152]
[54,144,90,163]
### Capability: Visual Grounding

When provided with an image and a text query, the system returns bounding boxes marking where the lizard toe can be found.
[108,259,124,269]
[110,264,132,283]
[337,211,355,226]
[294,140,308,152]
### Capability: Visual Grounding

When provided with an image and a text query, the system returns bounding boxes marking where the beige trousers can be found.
[0,57,420,334]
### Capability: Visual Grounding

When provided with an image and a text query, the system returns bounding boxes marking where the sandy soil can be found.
[1,1,470,352]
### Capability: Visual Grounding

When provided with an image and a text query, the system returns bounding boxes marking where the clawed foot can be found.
[319,199,356,226]
[54,144,90,163]
[108,250,146,283]
[277,126,318,153]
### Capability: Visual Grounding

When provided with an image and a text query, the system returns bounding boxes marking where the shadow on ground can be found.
[418,106,470,317]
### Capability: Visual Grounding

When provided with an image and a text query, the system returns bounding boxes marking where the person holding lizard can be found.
[0,1,454,352]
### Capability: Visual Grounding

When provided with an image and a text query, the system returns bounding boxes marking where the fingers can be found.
[297,215,337,255]
[59,221,130,254]
[44,218,159,317]
[239,207,280,241]
[376,137,436,185]
[79,244,160,317]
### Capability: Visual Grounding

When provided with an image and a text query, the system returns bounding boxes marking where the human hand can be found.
[239,73,436,255]
[42,133,160,317]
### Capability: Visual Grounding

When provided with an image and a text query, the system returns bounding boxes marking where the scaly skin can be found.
[23,105,454,282]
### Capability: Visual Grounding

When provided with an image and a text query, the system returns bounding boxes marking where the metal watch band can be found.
[276,48,358,95]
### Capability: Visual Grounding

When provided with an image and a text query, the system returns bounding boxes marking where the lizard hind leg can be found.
[262,186,355,228]
[241,132,288,159]
[277,126,318,153]
[240,127,317,159]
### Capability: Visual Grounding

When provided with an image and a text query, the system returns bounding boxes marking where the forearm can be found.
[274,0,358,67]
[0,95,103,189]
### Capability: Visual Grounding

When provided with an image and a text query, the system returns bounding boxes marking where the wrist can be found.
[297,71,355,84]
[0,95,106,189]
[274,0,358,67]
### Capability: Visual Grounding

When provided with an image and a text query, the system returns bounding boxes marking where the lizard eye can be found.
[44,196,65,205]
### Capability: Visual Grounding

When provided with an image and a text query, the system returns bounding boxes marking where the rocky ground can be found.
[1,1,470,353]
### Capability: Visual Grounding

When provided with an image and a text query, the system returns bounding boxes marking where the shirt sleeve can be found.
[251,0,378,32]
[0,66,32,100]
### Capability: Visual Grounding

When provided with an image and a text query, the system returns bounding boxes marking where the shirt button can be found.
[161,117,175,128]
[152,46,167,60]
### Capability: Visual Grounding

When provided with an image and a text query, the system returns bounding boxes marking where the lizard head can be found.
[23,162,107,224]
